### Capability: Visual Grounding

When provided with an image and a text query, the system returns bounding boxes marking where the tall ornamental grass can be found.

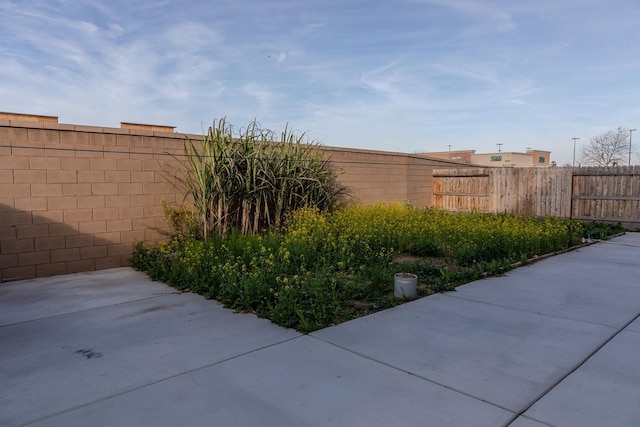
[173,118,344,238]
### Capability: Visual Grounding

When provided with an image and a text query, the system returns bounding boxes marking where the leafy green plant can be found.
[133,204,606,332]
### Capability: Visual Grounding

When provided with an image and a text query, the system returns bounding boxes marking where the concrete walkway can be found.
[1,233,639,426]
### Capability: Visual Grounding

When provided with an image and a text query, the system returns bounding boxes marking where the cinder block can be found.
[120,229,146,243]
[142,159,164,171]
[0,198,14,211]
[61,157,91,170]
[2,265,36,280]
[143,205,164,217]
[91,183,118,195]
[35,236,66,251]
[116,134,143,147]
[67,259,96,273]
[105,195,131,208]
[47,196,78,210]
[27,129,60,143]
[94,231,121,244]
[36,262,67,277]
[59,130,90,145]
[16,223,49,239]
[63,183,92,196]
[33,210,64,224]
[63,209,93,222]
[107,219,132,232]
[92,208,120,221]
[1,238,34,254]
[0,253,18,269]
[117,158,142,171]
[74,144,103,158]
[31,184,63,197]
[95,255,123,270]
[77,171,105,183]
[129,148,155,160]
[131,171,155,183]
[143,183,166,194]
[89,133,117,146]
[14,197,48,211]
[105,171,131,183]
[90,158,117,171]
[0,156,29,170]
[119,206,144,219]
[156,173,173,185]
[102,149,129,159]
[77,195,105,209]
[50,247,80,263]
[130,195,154,206]
[0,127,28,142]
[66,234,94,248]
[44,145,76,158]
[0,226,17,240]
[0,170,13,183]
[48,222,79,237]
[14,170,47,184]
[108,242,133,256]
[78,220,107,234]
[46,170,77,183]
[18,250,51,266]
[5,183,31,197]
[132,217,156,230]
[12,144,45,156]
[0,211,32,226]
[118,183,143,195]
[80,245,108,259]
[29,156,61,170]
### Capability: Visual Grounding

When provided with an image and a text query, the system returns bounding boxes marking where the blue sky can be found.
[1,0,640,165]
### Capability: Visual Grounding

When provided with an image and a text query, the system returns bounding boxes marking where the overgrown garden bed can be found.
[132,204,623,332]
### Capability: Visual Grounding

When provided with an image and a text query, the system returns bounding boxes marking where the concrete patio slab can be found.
[312,294,616,413]
[0,268,172,326]
[27,336,514,427]
[0,282,298,426]
[1,233,639,426]
[449,254,640,328]
[523,329,640,427]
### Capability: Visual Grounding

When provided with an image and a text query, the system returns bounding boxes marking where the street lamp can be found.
[572,137,580,167]
[629,129,636,167]
[447,144,452,152]
[497,143,503,153]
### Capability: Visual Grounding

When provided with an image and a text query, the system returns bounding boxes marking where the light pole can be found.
[629,129,636,166]
[497,143,503,153]
[447,144,452,152]
[572,137,580,167]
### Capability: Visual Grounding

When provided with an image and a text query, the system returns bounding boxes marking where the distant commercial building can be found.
[423,149,551,167]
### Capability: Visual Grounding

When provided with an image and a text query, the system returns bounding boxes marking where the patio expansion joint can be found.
[21,334,304,426]
[307,334,517,415]
[504,309,640,427]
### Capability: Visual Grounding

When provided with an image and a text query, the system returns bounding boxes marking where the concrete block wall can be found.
[0,119,458,281]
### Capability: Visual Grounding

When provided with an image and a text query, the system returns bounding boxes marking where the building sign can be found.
[490,155,502,161]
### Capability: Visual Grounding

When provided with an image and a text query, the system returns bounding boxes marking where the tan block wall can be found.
[0,120,458,281]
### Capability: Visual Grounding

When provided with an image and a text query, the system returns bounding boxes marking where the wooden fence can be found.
[433,166,640,228]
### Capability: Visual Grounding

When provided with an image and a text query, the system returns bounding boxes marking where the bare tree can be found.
[580,126,629,167]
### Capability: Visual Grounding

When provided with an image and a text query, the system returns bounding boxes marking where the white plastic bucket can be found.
[394,273,418,298]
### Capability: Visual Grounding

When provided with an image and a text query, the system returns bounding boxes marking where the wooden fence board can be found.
[433,166,640,226]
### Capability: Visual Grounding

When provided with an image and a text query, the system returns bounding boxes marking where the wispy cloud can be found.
[1,0,640,164]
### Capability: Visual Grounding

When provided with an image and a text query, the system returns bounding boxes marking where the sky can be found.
[1,0,640,166]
